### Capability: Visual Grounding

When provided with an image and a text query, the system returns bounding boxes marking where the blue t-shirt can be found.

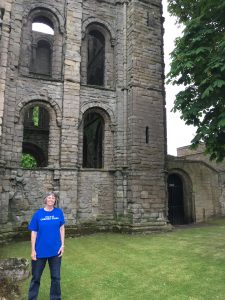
[28,208,65,258]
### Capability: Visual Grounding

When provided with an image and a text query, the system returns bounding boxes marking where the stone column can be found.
[0,2,12,140]
[59,0,82,224]
[125,0,168,231]
[114,1,129,219]
[61,0,82,167]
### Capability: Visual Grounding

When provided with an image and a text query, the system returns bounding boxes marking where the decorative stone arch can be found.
[20,5,64,80]
[15,96,62,127]
[81,18,115,89]
[78,105,115,169]
[82,17,116,46]
[80,102,116,126]
[167,168,195,225]
[23,4,65,33]
[34,35,54,47]
[14,98,61,168]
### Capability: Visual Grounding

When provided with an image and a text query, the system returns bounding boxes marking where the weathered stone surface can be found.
[0,0,223,241]
[0,258,30,281]
[0,0,170,239]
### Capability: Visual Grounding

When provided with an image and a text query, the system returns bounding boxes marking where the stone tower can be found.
[0,0,169,240]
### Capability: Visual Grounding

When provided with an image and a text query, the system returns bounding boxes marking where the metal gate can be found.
[168,174,185,225]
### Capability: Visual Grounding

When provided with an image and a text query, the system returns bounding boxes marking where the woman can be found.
[28,192,65,300]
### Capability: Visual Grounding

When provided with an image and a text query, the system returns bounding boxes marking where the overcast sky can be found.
[162,0,196,155]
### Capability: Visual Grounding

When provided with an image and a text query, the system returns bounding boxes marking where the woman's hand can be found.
[31,250,37,261]
[58,245,64,257]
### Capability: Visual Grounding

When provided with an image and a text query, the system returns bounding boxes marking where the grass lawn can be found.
[1,218,225,299]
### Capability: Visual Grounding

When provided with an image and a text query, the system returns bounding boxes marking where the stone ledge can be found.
[0,258,30,281]
[0,221,172,243]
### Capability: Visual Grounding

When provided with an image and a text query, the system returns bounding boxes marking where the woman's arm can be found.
[58,224,65,257]
[31,231,37,260]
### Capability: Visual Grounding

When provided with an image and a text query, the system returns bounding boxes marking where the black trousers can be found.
[28,256,61,300]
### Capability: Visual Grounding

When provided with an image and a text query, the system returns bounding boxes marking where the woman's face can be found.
[46,194,56,206]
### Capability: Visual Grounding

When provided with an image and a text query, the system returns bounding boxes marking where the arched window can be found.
[30,17,53,75]
[87,30,105,86]
[22,106,49,167]
[83,112,104,168]
[81,21,115,88]
[20,8,63,79]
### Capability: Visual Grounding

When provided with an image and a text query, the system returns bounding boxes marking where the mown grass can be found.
[1,218,225,299]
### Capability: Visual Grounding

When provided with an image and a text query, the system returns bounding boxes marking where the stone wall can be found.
[77,170,114,221]
[0,167,56,241]
[177,144,225,172]
[168,157,221,222]
[0,0,12,140]
[0,0,171,241]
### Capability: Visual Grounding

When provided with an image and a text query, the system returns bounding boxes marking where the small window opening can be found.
[146,126,149,144]
[83,112,104,168]
[87,30,105,86]
[22,106,50,167]
[147,12,150,27]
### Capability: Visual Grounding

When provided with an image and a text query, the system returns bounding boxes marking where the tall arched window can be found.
[30,17,54,75]
[22,106,50,167]
[20,7,64,79]
[87,30,105,86]
[83,112,104,168]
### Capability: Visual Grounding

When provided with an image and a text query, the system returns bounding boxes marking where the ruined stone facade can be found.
[1,0,224,242]
[168,145,225,223]
[0,0,170,240]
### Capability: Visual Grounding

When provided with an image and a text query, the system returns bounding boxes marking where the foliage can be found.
[21,153,37,169]
[167,0,225,161]
[2,219,225,299]
[32,106,39,127]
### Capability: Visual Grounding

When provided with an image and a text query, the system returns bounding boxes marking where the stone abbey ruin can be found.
[0,0,225,241]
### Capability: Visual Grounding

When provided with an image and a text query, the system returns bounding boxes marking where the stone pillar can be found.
[113,1,129,220]
[0,2,12,139]
[59,0,83,223]
[61,0,82,167]
[125,0,168,231]
[115,1,129,168]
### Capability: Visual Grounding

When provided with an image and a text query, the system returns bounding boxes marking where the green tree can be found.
[167,0,225,161]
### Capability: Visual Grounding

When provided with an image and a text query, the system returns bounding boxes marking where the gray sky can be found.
[163,0,196,155]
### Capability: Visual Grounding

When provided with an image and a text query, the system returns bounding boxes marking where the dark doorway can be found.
[168,174,186,225]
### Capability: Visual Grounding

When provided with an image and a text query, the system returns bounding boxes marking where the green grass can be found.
[1,219,225,299]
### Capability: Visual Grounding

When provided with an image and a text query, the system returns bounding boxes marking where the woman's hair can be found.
[43,192,57,205]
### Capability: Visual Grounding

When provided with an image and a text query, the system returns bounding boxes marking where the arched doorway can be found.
[168,174,186,225]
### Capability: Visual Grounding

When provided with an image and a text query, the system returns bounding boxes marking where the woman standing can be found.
[28,192,65,300]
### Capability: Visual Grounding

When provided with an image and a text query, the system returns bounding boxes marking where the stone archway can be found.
[168,171,194,225]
